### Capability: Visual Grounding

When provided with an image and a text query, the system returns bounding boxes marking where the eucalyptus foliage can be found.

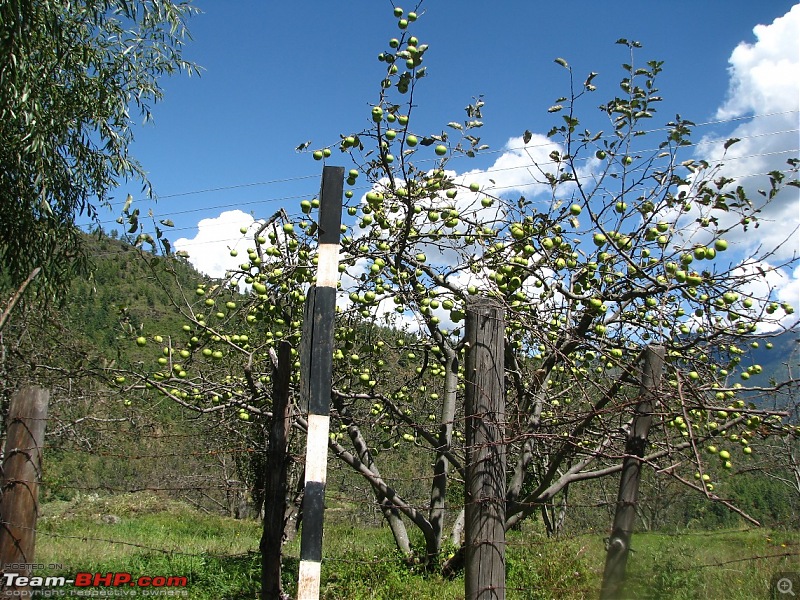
[0,0,197,298]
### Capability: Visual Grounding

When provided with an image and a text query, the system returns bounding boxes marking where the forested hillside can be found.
[0,231,248,511]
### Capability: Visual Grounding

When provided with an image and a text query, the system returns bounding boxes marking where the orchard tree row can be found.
[112,2,799,568]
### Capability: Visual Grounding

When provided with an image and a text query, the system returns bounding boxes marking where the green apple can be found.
[435,144,447,156]
[283,223,294,234]
[714,239,728,252]
[136,336,147,347]
[469,182,480,192]
[569,204,582,216]
[722,292,738,304]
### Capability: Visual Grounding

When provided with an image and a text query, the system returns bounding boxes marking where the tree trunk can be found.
[261,341,292,600]
[331,396,413,557]
[428,343,458,559]
[600,345,665,600]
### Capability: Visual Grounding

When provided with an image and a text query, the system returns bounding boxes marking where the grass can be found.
[623,529,800,600]
[31,492,800,599]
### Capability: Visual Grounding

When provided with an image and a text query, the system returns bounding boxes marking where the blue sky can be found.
[101,1,799,317]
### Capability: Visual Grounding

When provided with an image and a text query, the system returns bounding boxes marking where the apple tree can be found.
[115,2,799,572]
[298,8,800,561]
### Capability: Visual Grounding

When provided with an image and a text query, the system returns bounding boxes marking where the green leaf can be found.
[554,57,569,68]
[723,138,741,150]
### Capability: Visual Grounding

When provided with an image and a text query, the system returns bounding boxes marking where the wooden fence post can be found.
[261,340,293,600]
[464,298,506,600]
[297,165,344,600]
[600,344,665,600]
[0,387,49,594]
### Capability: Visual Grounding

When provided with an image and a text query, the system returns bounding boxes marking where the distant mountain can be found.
[735,328,799,412]
[749,328,799,382]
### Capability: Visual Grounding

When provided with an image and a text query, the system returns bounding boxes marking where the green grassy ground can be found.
[30,493,799,599]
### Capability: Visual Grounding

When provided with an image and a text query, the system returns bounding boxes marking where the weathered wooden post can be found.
[600,344,665,600]
[296,165,344,600]
[261,340,293,600]
[0,387,50,593]
[464,298,506,600]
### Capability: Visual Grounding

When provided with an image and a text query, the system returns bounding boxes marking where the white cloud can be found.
[693,5,799,263]
[673,5,800,320]
[466,133,564,200]
[174,209,257,278]
[716,5,800,120]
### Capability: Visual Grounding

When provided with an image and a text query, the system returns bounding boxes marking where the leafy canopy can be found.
[0,0,198,297]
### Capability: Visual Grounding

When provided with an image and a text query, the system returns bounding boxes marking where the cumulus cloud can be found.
[682,5,800,320]
[693,5,799,263]
[716,5,800,120]
[174,209,257,278]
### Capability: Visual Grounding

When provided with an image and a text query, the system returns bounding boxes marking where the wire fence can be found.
[0,414,796,599]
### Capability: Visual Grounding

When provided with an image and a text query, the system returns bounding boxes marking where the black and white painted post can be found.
[297,165,344,599]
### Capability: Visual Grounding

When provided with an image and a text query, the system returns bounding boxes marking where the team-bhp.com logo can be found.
[2,572,188,596]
